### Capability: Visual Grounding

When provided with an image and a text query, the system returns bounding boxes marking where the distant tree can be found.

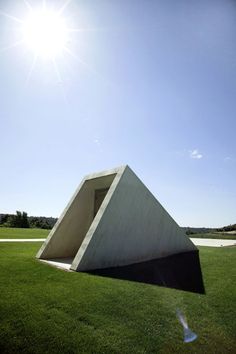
[7,215,17,227]
[216,224,236,232]
[15,211,22,227]
[0,214,9,225]
[6,211,29,228]
[28,216,57,229]
[186,228,195,235]
[1,212,57,229]
[21,212,29,228]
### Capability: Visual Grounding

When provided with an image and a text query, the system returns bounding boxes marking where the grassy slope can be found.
[190,232,236,240]
[0,244,235,353]
[0,227,49,239]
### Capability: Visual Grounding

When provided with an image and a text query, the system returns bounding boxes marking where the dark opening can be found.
[94,188,109,217]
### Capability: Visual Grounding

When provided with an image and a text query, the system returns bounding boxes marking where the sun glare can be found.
[22,9,68,59]
[0,0,89,84]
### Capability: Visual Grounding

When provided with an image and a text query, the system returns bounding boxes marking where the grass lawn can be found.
[1,227,235,241]
[0,243,235,353]
[0,227,49,239]
[189,232,236,240]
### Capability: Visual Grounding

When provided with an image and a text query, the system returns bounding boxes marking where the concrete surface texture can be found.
[37,165,197,271]
[36,167,119,260]
[190,238,236,247]
[40,258,73,271]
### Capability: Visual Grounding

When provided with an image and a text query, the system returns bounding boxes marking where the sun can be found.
[22,8,68,60]
[0,0,85,84]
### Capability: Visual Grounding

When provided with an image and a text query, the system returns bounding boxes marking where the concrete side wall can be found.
[37,173,116,259]
[72,166,196,271]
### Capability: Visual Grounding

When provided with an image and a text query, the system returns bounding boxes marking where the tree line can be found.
[216,224,236,232]
[184,224,236,235]
[0,212,57,230]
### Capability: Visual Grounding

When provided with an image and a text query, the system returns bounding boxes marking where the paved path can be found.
[0,237,236,247]
[0,238,235,247]
[40,258,73,271]
[0,239,46,242]
[190,238,236,247]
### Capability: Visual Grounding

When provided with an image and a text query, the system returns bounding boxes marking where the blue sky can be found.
[0,0,235,227]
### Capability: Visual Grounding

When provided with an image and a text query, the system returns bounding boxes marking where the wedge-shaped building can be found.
[37,165,197,273]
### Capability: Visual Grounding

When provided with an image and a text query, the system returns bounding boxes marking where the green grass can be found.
[1,227,235,241]
[0,227,49,239]
[0,243,235,353]
[190,232,236,240]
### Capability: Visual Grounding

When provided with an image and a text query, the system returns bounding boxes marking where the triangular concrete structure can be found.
[37,165,197,272]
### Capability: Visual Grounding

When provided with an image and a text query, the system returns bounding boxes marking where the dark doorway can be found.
[94,188,109,217]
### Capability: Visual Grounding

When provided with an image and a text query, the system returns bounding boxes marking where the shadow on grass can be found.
[87,250,205,294]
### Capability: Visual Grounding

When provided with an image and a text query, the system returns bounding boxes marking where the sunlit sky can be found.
[1,0,236,227]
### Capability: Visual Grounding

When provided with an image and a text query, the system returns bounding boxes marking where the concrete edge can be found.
[70,165,127,270]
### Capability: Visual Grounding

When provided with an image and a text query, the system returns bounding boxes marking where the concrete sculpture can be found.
[37,165,197,273]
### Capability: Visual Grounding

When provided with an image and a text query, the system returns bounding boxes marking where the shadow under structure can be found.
[36,165,205,294]
[88,250,205,294]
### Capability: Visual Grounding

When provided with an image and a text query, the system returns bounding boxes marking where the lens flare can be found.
[176,309,198,343]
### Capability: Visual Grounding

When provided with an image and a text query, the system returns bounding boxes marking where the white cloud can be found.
[189,149,203,159]
[93,136,101,146]
[93,137,103,152]
[224,156,235,162]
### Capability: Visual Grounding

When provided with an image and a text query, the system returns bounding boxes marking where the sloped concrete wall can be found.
[37,173,116,259]
[72,166,196,271]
